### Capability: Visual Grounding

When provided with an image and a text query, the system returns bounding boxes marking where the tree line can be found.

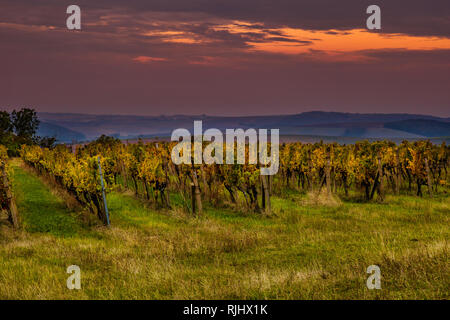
[0,108,55,156]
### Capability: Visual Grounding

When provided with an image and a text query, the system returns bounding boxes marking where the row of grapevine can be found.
[20,138,449,224]
[0,145,19,227]
[21,144,110,224]
[278,140,449,199]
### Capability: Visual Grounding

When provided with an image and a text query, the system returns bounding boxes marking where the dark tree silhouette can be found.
[11,108,40,139]
[0,111,12,136]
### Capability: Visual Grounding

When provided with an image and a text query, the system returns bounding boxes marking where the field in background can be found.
[0,159,448,299]
[37,111,450,143]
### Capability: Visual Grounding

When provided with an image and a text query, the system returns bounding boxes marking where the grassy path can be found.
[8,158,86,236]
[0,159,448,299]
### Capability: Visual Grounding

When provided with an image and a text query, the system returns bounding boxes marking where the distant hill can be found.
[37,111,450,142]
[384,119,450,137]
[269,111,447,127]
[37,122,86,143]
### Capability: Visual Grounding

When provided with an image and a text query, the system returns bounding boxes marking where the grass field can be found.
[0,158,448,299]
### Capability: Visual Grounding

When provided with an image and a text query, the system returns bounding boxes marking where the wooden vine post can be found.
[377,151,384,201]
[191,168,202,216]
[200,164,210,202]
[395,148,401,195]
[325,149,332,196]
[307,154,314,191]
[98,157,111,226]
[260,175,271,214]
[1,163,19,228]
[424,157,433,197]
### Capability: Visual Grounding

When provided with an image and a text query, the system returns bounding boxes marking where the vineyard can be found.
[1,138,448,299]
[20,138,450,225]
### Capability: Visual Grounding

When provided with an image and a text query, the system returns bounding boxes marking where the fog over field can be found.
[37,111,450,142]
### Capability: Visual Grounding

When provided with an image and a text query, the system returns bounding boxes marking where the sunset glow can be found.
[213,22,450,57]
[1,0,449,116]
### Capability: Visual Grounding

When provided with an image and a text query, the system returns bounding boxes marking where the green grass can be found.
[8,159,87,237]
[0,159,448,299]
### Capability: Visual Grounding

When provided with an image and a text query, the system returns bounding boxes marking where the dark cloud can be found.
[1,0,449,36]
[0,0,449,117]
[265,37,312,44]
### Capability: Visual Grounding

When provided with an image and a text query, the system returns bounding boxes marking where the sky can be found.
[0,0,449,117]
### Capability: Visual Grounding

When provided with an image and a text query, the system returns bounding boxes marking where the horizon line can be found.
[31,110,450,119]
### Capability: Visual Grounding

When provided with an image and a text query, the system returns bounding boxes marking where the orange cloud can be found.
[188,56,221,66]
[251,28,450,53]
[213,21,450,61]
[142,31,185,37]
[132,56,168,63]
[142,30,209,44]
